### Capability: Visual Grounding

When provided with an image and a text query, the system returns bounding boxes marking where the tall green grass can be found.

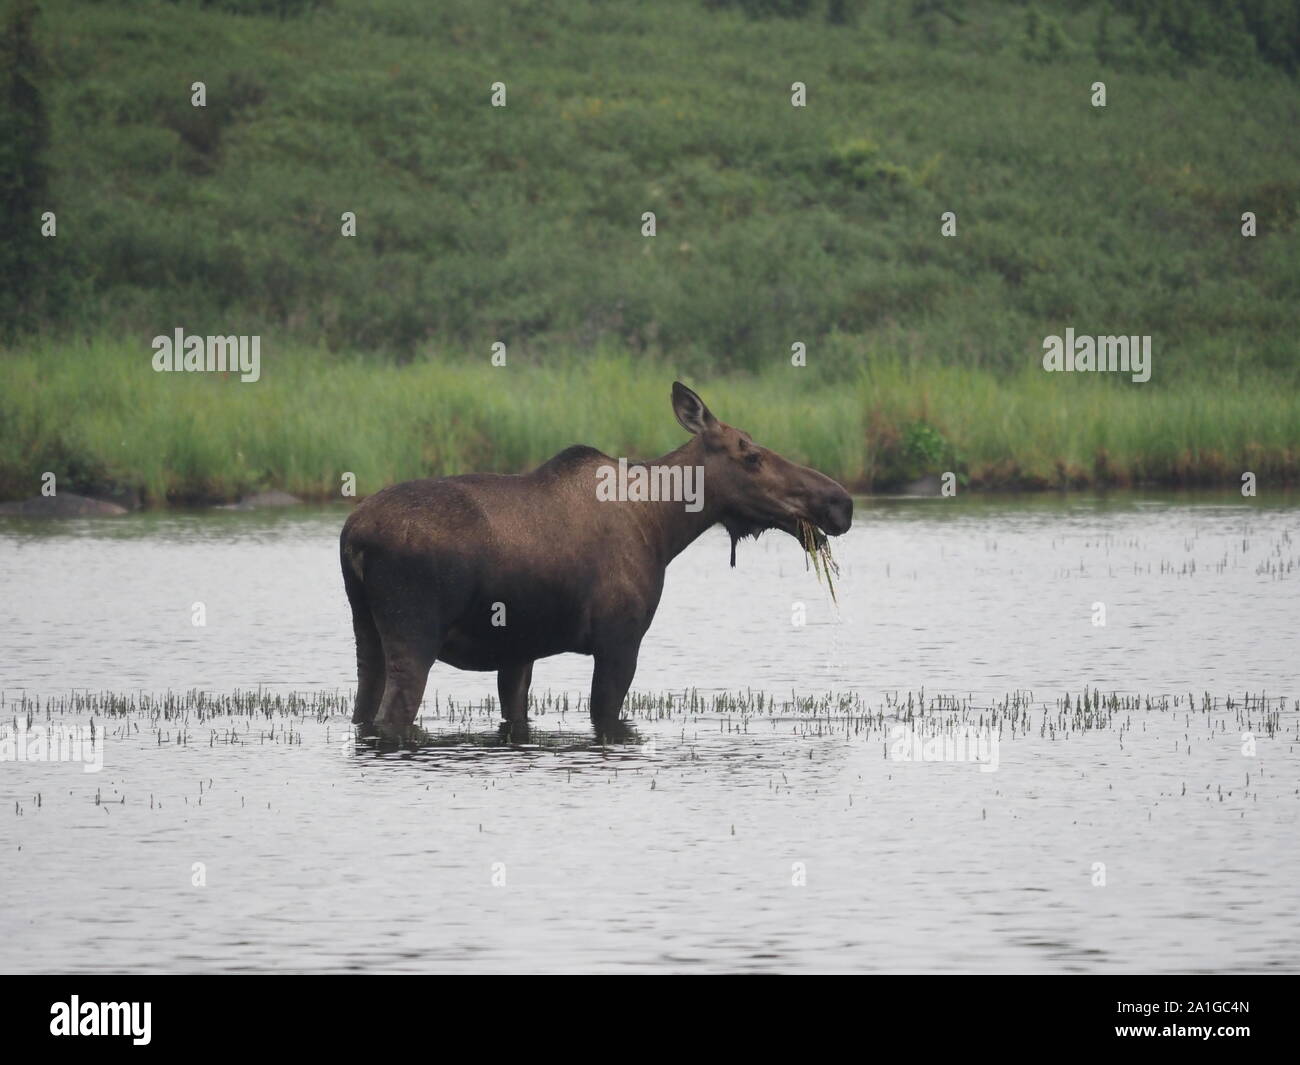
[1,338,1293,502]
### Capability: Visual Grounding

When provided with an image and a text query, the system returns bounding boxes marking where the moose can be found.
[340,382,852,740]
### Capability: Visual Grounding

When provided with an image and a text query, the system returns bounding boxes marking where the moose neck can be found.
[622,437,723,564]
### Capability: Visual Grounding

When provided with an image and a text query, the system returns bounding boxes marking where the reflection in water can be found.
[356,721,645,753]
[0,492,1297,973]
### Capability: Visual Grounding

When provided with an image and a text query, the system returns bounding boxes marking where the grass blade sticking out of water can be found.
[798,518,840,604]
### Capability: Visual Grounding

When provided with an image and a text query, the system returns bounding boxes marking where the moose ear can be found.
[671,381,718,435]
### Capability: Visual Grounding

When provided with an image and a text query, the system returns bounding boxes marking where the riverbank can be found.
[1,340,1295,505]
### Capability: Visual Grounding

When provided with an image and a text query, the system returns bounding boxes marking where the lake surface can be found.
[1,492,1297,973]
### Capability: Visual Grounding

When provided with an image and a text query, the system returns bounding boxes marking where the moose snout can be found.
[818,488,853,536]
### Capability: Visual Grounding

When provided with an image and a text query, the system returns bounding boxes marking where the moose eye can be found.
[743,450,762,468]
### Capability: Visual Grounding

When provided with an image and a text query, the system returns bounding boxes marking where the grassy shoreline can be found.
[1,339,1295,505]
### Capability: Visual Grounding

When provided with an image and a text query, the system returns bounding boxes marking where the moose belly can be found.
[437,597,592,670]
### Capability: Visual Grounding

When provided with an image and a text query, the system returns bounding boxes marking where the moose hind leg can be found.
[372,637,439,740]
[344,573,386,727]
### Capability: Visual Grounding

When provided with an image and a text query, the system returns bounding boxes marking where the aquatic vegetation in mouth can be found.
[798,518,840,603]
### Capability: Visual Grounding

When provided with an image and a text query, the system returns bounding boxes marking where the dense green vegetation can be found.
[2,341,1295,502]
[0,0,55,332]
[6,0,1298,367]
[0,0,1295,500]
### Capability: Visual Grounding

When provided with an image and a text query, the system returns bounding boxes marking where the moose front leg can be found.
[497,660,534,742]
[589,644,638,741]
[497,660,533,722]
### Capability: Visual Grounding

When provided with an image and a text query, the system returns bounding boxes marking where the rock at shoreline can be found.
[0,494,129,517]
[902,475,943,497]
[218,490,304,511]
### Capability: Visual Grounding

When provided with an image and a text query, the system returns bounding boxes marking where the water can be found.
[1,492,1297,972]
